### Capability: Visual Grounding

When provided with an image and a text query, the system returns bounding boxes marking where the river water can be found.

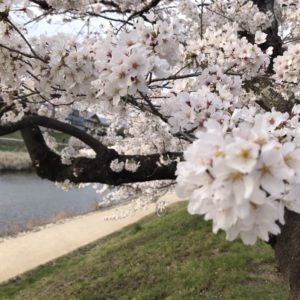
[0,173,103,236]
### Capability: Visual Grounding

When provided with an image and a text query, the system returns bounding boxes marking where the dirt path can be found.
[0,194,181,283]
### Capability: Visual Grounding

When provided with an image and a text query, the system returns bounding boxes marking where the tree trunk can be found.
[274,210,300,299]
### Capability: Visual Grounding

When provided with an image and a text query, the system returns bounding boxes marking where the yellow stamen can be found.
[239,149,252,161]
[284,154,295,166]
[255,137,266,146]
[259,164,271,175]
[229,172,243,182]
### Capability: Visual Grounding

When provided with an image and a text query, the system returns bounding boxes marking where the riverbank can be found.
[0,151,32,171]
[0,171,103,238]
[0,202,287,299]
[0,193,181,283]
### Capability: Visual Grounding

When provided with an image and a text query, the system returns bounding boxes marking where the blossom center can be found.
[259,164,271,175]
[229,171,243,182]
[284,154,295,166]
[239,149,252,161]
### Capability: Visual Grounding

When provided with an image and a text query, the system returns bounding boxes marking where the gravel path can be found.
[0,194,181,283]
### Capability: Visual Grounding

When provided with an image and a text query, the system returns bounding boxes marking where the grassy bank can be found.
[0,132,26,152]
[0,203,288,299]
[0,132,69,170]
[0,132,69,152]
[0,151,32,171]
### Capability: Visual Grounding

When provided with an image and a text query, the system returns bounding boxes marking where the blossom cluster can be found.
[186,23,271,78]
[92,19,181,105]
[178,0,199,22]
[0,21,29,91]
[275,0,300,39]
[273,43,300,84]
[29,34,100,105]
[1,0,300,247]
[107,110,179,157]
[176,108,300,245]
[208,0,272,33]
[165,87,229,134]
[178,0,271,37]
[163,66,242,133]
[93,21,179,105]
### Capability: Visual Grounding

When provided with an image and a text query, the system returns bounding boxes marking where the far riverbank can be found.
[0,151,32,172]
[0,173,104,237]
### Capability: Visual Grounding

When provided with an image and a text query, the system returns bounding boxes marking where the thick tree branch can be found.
[19,125,181,185]
[0,115,110,155]
[0,114,182,185]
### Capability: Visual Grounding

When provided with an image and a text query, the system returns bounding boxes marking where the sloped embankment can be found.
[0,152,32,171]
[0,202,288,299]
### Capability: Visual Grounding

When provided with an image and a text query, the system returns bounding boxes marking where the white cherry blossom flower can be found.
[255,31,267,44]
[110,159,125,173]
[225,139,259,173]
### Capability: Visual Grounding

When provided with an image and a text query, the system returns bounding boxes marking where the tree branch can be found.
[251,0,283,71]
[127,0,162,21]
[19,125,181,185]
[0,115,111,155]
[0,114,182,185]
[28,0,52,10]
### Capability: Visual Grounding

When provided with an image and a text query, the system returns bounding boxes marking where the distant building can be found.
[84,113,110,136]
[66,110,85,130]
[66,110,110,136]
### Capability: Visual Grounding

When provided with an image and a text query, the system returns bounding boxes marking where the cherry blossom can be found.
[0,0,299,248]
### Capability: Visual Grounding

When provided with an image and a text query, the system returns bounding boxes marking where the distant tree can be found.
[0,0,300,297]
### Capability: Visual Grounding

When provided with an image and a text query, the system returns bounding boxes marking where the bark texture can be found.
[273,211,300,299]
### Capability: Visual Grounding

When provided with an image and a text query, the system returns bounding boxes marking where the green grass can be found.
[2,131,69,142]
[51,132,70,144]
[0,144,25,152]
[0,202,288,300]
[0,132,25,152]
[2,132,23,139]
[0,132,69,152]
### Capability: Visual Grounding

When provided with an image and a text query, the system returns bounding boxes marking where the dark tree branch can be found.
[248,0,283,71]
[0,42,46,62]
[0,101,14,118]
[28,0,52,10]
[20,125,181,185]
[0,115,112,155]
[127,0,162,21]
[0,114,182,185]
[252,0,275,13]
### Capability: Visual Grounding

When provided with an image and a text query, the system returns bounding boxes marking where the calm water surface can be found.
[0,173,102,235]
